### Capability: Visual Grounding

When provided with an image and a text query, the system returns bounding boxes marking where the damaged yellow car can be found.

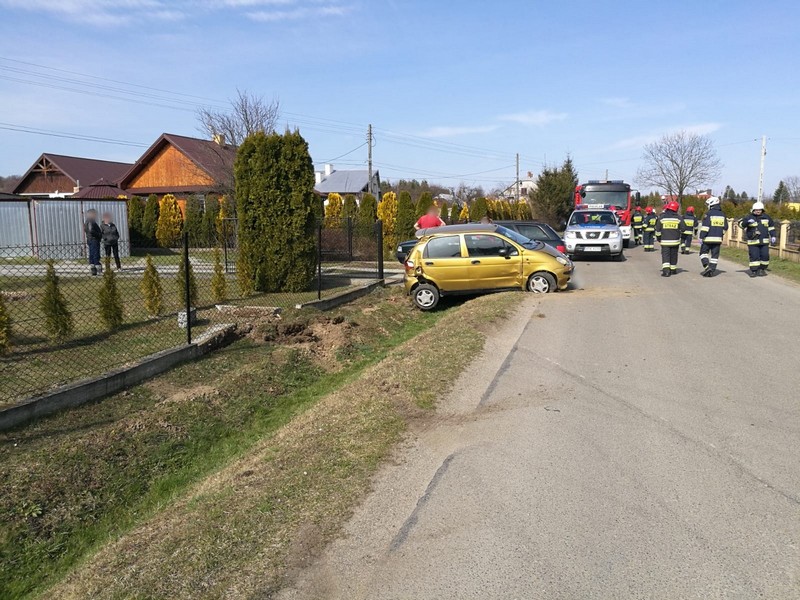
[404,224,573,310]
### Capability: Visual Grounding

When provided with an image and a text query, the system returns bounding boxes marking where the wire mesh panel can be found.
[319,218,382,281]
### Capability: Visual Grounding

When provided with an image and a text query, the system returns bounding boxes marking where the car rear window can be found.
[425,235,462,258]
[514,224,549,241]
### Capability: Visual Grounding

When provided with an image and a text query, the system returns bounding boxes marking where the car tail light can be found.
[557,245,566,254]
[404,259,415,274]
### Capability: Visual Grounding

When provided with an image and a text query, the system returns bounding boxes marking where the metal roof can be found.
[314,169,376,195]
[72,178,129,199]
[13,153,133,194]
[119,133,237,191]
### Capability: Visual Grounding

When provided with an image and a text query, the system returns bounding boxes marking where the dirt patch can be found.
[159,384,219,406]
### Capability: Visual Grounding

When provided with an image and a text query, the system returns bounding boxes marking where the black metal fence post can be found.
[317,223,323,300]
[183,231,192,345]
[222,218,229,274]
[376,219,384,281]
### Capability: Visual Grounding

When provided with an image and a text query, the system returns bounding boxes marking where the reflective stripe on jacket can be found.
[643,215,657,231]
[740,212,775,245]
[655,211,684,246]
[682,215,696,235]
[699,209,728,244]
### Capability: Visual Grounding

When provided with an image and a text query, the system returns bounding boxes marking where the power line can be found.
[0,122,148,147]
[317,142,368,164]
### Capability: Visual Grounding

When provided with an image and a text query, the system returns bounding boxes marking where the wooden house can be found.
[13,154,132,198]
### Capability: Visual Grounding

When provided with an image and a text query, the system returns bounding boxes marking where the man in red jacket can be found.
[414,205,446,231]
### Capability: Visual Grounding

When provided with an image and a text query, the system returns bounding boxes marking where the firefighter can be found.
[680,206,697,254]
[631,206,644,245]
[642,207,657,252]
[655,201,684,277]
[740,201,776,277]
[698,196,727,277]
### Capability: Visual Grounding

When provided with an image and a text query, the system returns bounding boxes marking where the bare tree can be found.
[784,176,800,203]
[636,131,722,200]
[197,89,280,146]
[0,174,21,193]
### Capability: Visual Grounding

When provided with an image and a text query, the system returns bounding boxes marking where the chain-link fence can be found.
[0,220,385,405]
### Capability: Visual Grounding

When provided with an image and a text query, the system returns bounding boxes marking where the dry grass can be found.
[42,291,520,599]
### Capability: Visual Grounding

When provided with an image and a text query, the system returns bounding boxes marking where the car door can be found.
[420,235,469,291]
[464,234,523,290]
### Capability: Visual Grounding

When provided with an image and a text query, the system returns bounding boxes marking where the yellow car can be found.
[404,224,573,310]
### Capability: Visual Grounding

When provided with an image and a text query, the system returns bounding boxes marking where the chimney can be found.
[315,171,323,185]
[213,133,226,146]
[324,163,333,177]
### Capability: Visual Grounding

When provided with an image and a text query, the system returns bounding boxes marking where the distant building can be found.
[314,163,380,199]
[499,178,537,200]
[119,133,236,200]
[13,154,132,198]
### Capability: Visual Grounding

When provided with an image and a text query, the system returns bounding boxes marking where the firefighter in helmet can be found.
[740,201,776,277]
[698,196,727,277]
[680,206,696,254]
[631,206,644,246]
[642,207,657,252]
[655,201,684,277]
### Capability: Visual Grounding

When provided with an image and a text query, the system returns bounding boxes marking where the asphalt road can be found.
[279,247,800,600]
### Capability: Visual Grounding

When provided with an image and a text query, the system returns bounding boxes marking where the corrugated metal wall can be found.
[0,202,33,257]
[0,199,130,260]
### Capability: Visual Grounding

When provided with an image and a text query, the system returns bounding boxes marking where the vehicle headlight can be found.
[565,231,577,239]
[556,256,569,266]
[608,231,620,239]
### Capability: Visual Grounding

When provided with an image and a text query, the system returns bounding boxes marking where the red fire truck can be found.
[574,180,641,247]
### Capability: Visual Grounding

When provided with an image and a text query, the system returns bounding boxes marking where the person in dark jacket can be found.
[698,196,728,277]
[642,207,657,252]
[101,212,122,270]
[740,201,776,277]
[655,201,684,277]
[84,209,102,276]
[631,206,644,245]
[680,206,697,254]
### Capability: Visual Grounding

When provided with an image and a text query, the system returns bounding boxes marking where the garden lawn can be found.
[720,246,800,283]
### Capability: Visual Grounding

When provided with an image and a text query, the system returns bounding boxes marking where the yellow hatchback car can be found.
[404,224,573,310]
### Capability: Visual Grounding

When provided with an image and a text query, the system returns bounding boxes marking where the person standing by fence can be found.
[740,201,776,277]
[84,209,103,276]
[100,212,122,271]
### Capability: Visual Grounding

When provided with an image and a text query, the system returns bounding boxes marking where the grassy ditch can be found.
[720,246,800,283]
[1,287,519,599]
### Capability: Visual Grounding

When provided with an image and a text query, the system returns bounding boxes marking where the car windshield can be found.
[569,212,617,226]
[496,226,543,249]
[580,190,629,209]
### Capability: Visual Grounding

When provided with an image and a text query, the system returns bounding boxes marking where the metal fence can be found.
[0,221,385,405]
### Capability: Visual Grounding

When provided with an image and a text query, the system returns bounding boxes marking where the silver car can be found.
[563,209,624,260]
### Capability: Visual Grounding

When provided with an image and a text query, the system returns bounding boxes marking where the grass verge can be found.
[720,246,800,283]
[31,289,519,599]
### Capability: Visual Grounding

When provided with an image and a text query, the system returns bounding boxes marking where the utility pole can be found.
[515,153,520,201]
[604,169,609,181]
[367,124,374,196]
[757,135,767,202]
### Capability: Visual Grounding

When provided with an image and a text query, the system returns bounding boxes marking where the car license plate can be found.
[584,247,602,252]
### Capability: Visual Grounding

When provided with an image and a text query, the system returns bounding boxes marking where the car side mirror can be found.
[497,248,508,257]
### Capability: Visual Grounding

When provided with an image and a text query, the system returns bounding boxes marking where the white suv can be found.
[564,209,624,260]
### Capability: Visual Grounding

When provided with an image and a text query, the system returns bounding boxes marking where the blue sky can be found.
[1,0,798,196]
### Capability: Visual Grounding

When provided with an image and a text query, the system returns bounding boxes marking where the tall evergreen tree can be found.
[127,196,145,247]
[177,248,198,308]
[415,192,433,219]
[357,193,378,229]
[156,194,184,248]
[740,191,749,200]
[773,180,790,204]
[211,247,228,303]
[40,262,73,342]
[98,258,124,329]
[141,255,164,316]
[396,191,415,239]
[458,203,470,222]
[470,197,489,222]
[530,157,579,226]
[450,202,461,223]
[141,194,159,245]
[377,191,398,256]
[324,192,343,228]
[235,130,318,293]
[342,194,358,222]
[438,201,448,223]
[183,195,204,244]
[202,196,221,246]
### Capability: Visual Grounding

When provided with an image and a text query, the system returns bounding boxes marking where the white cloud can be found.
[497,109,567,126]
[611,123,724,150]
[417,125,499,138]
[247,3,350,21]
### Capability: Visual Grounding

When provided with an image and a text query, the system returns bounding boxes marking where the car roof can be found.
[571,208,614,213]
[415,223,500,238]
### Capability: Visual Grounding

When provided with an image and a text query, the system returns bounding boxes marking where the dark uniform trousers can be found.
[700,243,721,272]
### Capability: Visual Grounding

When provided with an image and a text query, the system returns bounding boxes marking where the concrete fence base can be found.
[0,323,237,432]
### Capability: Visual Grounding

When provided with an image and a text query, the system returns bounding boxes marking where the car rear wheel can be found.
[527,272,556,294]
[413,283,440,310]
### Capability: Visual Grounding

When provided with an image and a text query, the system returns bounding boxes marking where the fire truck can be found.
[574,180,641,247]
